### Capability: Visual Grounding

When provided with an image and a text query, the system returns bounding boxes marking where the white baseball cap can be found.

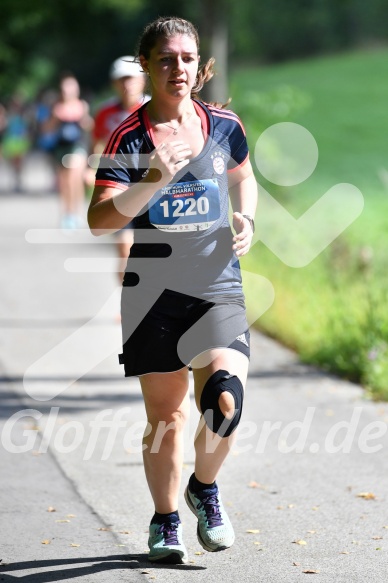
[110,56,144,80]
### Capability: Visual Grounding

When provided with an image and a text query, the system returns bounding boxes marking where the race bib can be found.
[148,178,221,232]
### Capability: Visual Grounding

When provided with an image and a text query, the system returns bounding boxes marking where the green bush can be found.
[233,49,388,399]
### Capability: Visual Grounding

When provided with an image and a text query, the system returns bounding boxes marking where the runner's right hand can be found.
[149,140,192,182]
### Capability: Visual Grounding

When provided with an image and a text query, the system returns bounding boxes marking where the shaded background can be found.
[2,0,388,100]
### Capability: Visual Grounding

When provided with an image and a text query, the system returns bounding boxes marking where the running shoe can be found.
[184,483,235,552]
[148,521,188,564]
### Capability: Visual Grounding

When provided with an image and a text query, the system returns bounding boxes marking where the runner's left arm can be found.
[228,159,258,257]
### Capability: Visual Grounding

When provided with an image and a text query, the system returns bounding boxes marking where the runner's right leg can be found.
[140,368,190,563]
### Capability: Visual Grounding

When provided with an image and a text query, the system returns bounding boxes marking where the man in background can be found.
[91,56,148,282]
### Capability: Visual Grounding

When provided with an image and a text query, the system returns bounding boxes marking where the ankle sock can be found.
[189,473,217,494]
[151,510,180,525]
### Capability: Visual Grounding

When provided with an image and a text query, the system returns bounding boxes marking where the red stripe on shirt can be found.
[209,110,246,135]
[207,105,239,119]
[227,152,249,173]
[107,120,142,158]
[103,114,140,155]
[94,179,128,191]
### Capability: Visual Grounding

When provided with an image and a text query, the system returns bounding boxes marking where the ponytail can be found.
[191,57,231,109]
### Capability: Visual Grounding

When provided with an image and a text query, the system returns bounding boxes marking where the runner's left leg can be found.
[191,348,248,484]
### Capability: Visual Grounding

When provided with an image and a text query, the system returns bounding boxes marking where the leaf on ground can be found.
[288,504,295,509]
[141,571,150,574]
[41,540,51,545]
[119,531,131,534]
[372,536,383,540]
[356,492,376,500]
[382,525,388,529]
[97,527,112,531]
[55,519,70,523]
[47,507,56,512]
[253,541,261,545]
[293,562,301,566]
[70,543,80,547]
[307,530,317,534]
[246,529,260,534]
[67,514,76,518]
[248,481,261,488]
[340,551,349,554]
[311,506,319,511]
[302,569,320,574]
[194,551,204,555]
[293,539,307,545]
[277,506,284,510]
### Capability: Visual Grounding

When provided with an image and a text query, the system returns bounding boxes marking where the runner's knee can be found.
[218,391,235,419]
[200,369,244,437]
[147,407,188,431]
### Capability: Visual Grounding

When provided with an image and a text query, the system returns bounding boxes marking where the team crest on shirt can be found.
[211,151,226,175]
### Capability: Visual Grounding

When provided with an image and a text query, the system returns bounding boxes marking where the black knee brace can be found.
[200,369,244,437]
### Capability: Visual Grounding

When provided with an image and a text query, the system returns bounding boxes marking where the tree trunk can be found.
[200,0,229,104]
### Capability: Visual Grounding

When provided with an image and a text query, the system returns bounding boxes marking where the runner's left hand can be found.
[232,212,254,257]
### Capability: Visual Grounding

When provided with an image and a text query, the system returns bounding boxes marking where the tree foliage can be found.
[229,0,388,63]
[1,0,387,100]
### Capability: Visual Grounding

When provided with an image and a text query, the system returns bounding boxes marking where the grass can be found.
[230,48,388,400]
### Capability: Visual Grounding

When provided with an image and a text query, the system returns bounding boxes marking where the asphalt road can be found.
[1,184,388,582]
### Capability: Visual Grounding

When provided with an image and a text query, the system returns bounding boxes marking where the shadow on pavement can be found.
[0,385,144,419]
[0,376,135,385]
[0,554,205,581]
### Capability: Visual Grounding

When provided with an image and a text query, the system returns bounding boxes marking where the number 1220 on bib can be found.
[148,178,221,232]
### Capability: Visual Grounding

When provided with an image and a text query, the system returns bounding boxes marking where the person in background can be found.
[0,103,7,157]
[45,73,93,229]
[33,88,59,154]
[1,93,31,192]
[90,57,148,282]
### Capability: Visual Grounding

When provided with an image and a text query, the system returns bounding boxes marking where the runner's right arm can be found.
[87,140,191,235]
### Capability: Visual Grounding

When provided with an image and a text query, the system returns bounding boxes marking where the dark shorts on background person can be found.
[53,141,88,165]
[119,287,250,377]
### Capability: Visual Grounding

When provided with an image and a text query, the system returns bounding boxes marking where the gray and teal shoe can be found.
[148,521,188,564]
[184,484,235,552]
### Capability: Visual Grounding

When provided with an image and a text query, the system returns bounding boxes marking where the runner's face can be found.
[113,76,146,100]
[60,77,80,100]
[141,34,199,100]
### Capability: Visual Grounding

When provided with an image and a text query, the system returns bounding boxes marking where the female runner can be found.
[48,73,92,229]
[88,16,257,564]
